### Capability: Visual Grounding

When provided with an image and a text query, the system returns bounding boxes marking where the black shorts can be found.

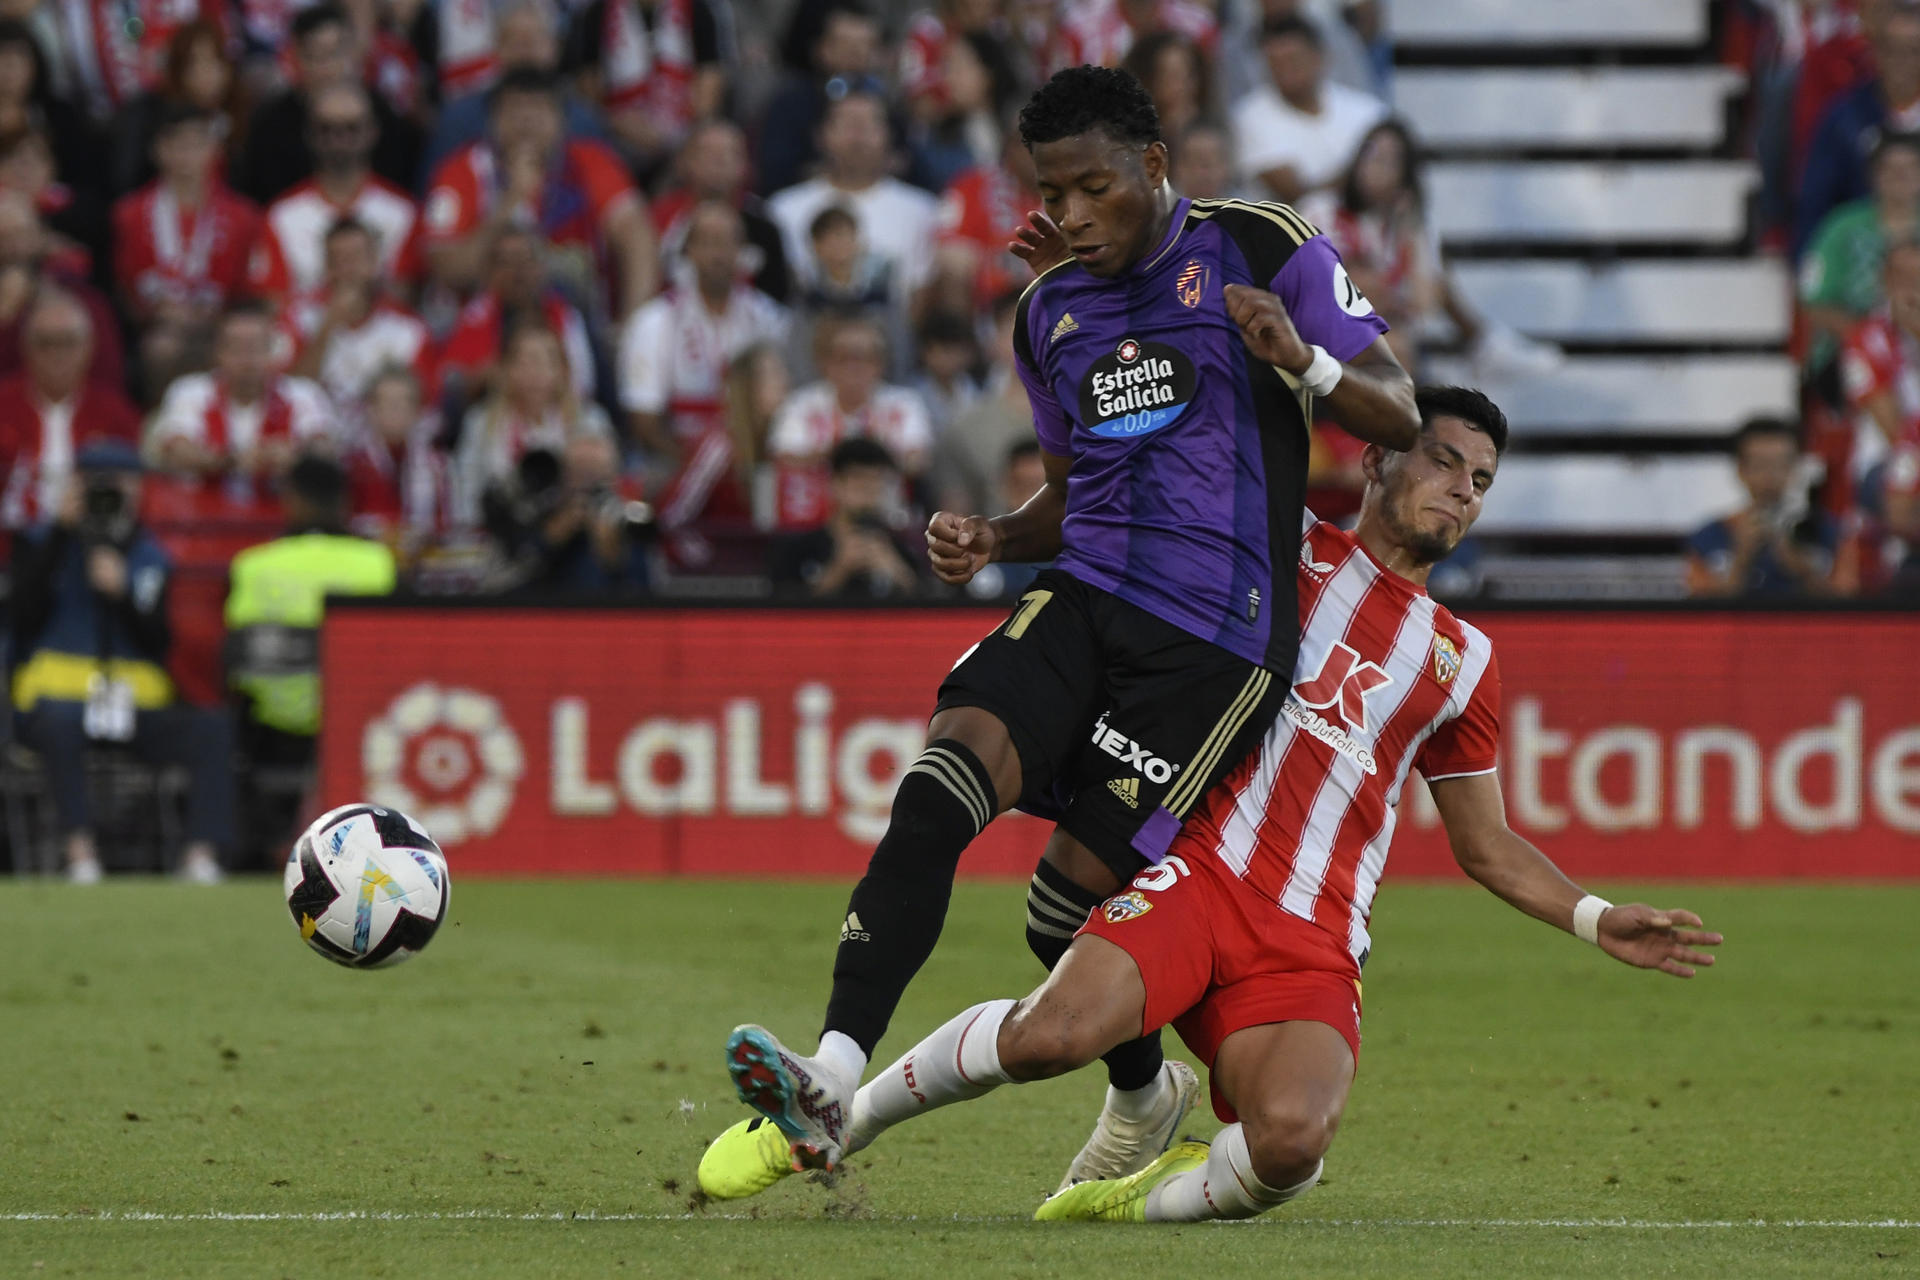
[935,568,1286,881]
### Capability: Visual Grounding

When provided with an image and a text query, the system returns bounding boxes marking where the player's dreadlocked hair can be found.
[1416,385,1510,455]
[1018,65,1161,151]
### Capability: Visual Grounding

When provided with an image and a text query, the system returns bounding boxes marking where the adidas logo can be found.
[1107,776,1140,808]
[1050,312,1078,342]
[840,911,871,942]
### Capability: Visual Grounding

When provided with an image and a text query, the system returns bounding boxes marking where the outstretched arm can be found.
[1428,771,1723,978]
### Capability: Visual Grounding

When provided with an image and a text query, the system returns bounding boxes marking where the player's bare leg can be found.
[1090,1020,1359,1220]
[1028,830,1195,1188]
[726,705,1024,1169]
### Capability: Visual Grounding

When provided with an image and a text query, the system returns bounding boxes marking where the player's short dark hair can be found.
[809,204,858,241]
[492,66,562,106]
[220,296,274,329]
[1006,439,1042,468]
[286,455,348,510]
[292,2,347,43]
[153,100,218,137]
[1261,15,1322,47]
[918,310,975,350]
[1018,66,1161,151]
[829,436,898,476]
[1732,416,1801,455]
[324,213,373,245]
[1416,385,1509,456]
[1874,131,1920,168]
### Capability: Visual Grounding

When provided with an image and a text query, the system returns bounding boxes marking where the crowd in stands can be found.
[1728,0,1920,596]
[0,0,1569,619]
[10,0,1910,878]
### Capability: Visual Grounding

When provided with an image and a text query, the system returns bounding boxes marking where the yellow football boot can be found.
[1034,1139,1210,1222]
[695,1115,797,1200]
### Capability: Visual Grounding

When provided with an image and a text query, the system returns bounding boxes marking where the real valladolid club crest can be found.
[1175,258,1208,309]
[1432,634,1463,685]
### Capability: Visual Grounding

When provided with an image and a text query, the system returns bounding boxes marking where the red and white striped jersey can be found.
[1185,514,1502,973]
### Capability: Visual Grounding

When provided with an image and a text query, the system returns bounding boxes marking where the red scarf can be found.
[438,0,499,98]
[73,1,223,113]
[604,0,695,133]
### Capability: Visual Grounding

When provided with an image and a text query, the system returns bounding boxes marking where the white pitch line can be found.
[3,1211,1917,1229]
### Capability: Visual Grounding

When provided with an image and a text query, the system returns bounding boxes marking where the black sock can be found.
[823,740,997,1058]
[1024,859,1166,1093]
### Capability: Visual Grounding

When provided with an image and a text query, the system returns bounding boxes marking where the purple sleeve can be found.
[1016,340,1073,457]
[1269,234,1391,363]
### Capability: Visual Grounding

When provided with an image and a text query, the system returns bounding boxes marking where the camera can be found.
[484,447,567,532]
[584,485,656,541]
[80,479,134,545]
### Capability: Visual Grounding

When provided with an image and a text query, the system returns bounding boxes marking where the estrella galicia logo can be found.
[1078,338,1196,439]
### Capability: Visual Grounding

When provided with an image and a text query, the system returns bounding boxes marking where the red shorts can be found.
[1076,848,1362,1122]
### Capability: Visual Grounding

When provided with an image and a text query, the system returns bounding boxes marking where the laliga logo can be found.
[361,683,526,845]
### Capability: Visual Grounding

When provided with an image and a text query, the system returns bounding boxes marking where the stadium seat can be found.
[1443,260,1793,344]
[1466,456,1744,536]
[0,744,188,875]
[1427,162,1759,244]
[1396,68,1745,150]
[1393,0,1709,48]
[1473,554,1693,600]
[1422,355,1798,437]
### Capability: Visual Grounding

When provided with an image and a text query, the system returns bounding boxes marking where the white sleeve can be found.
[1233,97,1301,176]
[618,302,672,414]
[562,307,596,402]
[754,293,791,348]
[767,391,813,458]
[895,192,940,292]
[286,379,338,440]
[892,389,934,457]
[145,377,209,454]
[768,188,815,287]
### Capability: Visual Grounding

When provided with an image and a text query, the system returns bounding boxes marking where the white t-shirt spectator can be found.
[767,178,939,296]
[619,285,789,437]
[147,372,335,459]
[1232,80,1388,198]
[274,298,436,411]
[767,380,935,527]
[768,382,933,466]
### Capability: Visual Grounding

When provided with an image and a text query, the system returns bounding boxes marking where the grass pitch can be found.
[2,876,1916,1278]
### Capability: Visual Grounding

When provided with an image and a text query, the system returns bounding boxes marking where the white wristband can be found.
[1572,894,1611,946]
[1296,344,1343,398]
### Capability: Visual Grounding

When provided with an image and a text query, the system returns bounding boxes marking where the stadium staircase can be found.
[1392,0,1796,598]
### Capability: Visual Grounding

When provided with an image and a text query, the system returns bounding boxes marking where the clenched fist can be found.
[925,511,999,585]
[1223,282,1313,375]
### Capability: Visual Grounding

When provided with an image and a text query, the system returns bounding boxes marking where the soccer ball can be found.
[284,804,450,969]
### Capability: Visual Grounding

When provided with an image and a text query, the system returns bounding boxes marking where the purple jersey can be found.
[1013,197,1389,671]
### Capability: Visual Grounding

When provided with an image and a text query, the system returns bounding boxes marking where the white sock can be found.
[1144,1123,1322,1222]
[814,1030,868,1091]
[845,998,1016,1156]
[1105,1064,1171,1122]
